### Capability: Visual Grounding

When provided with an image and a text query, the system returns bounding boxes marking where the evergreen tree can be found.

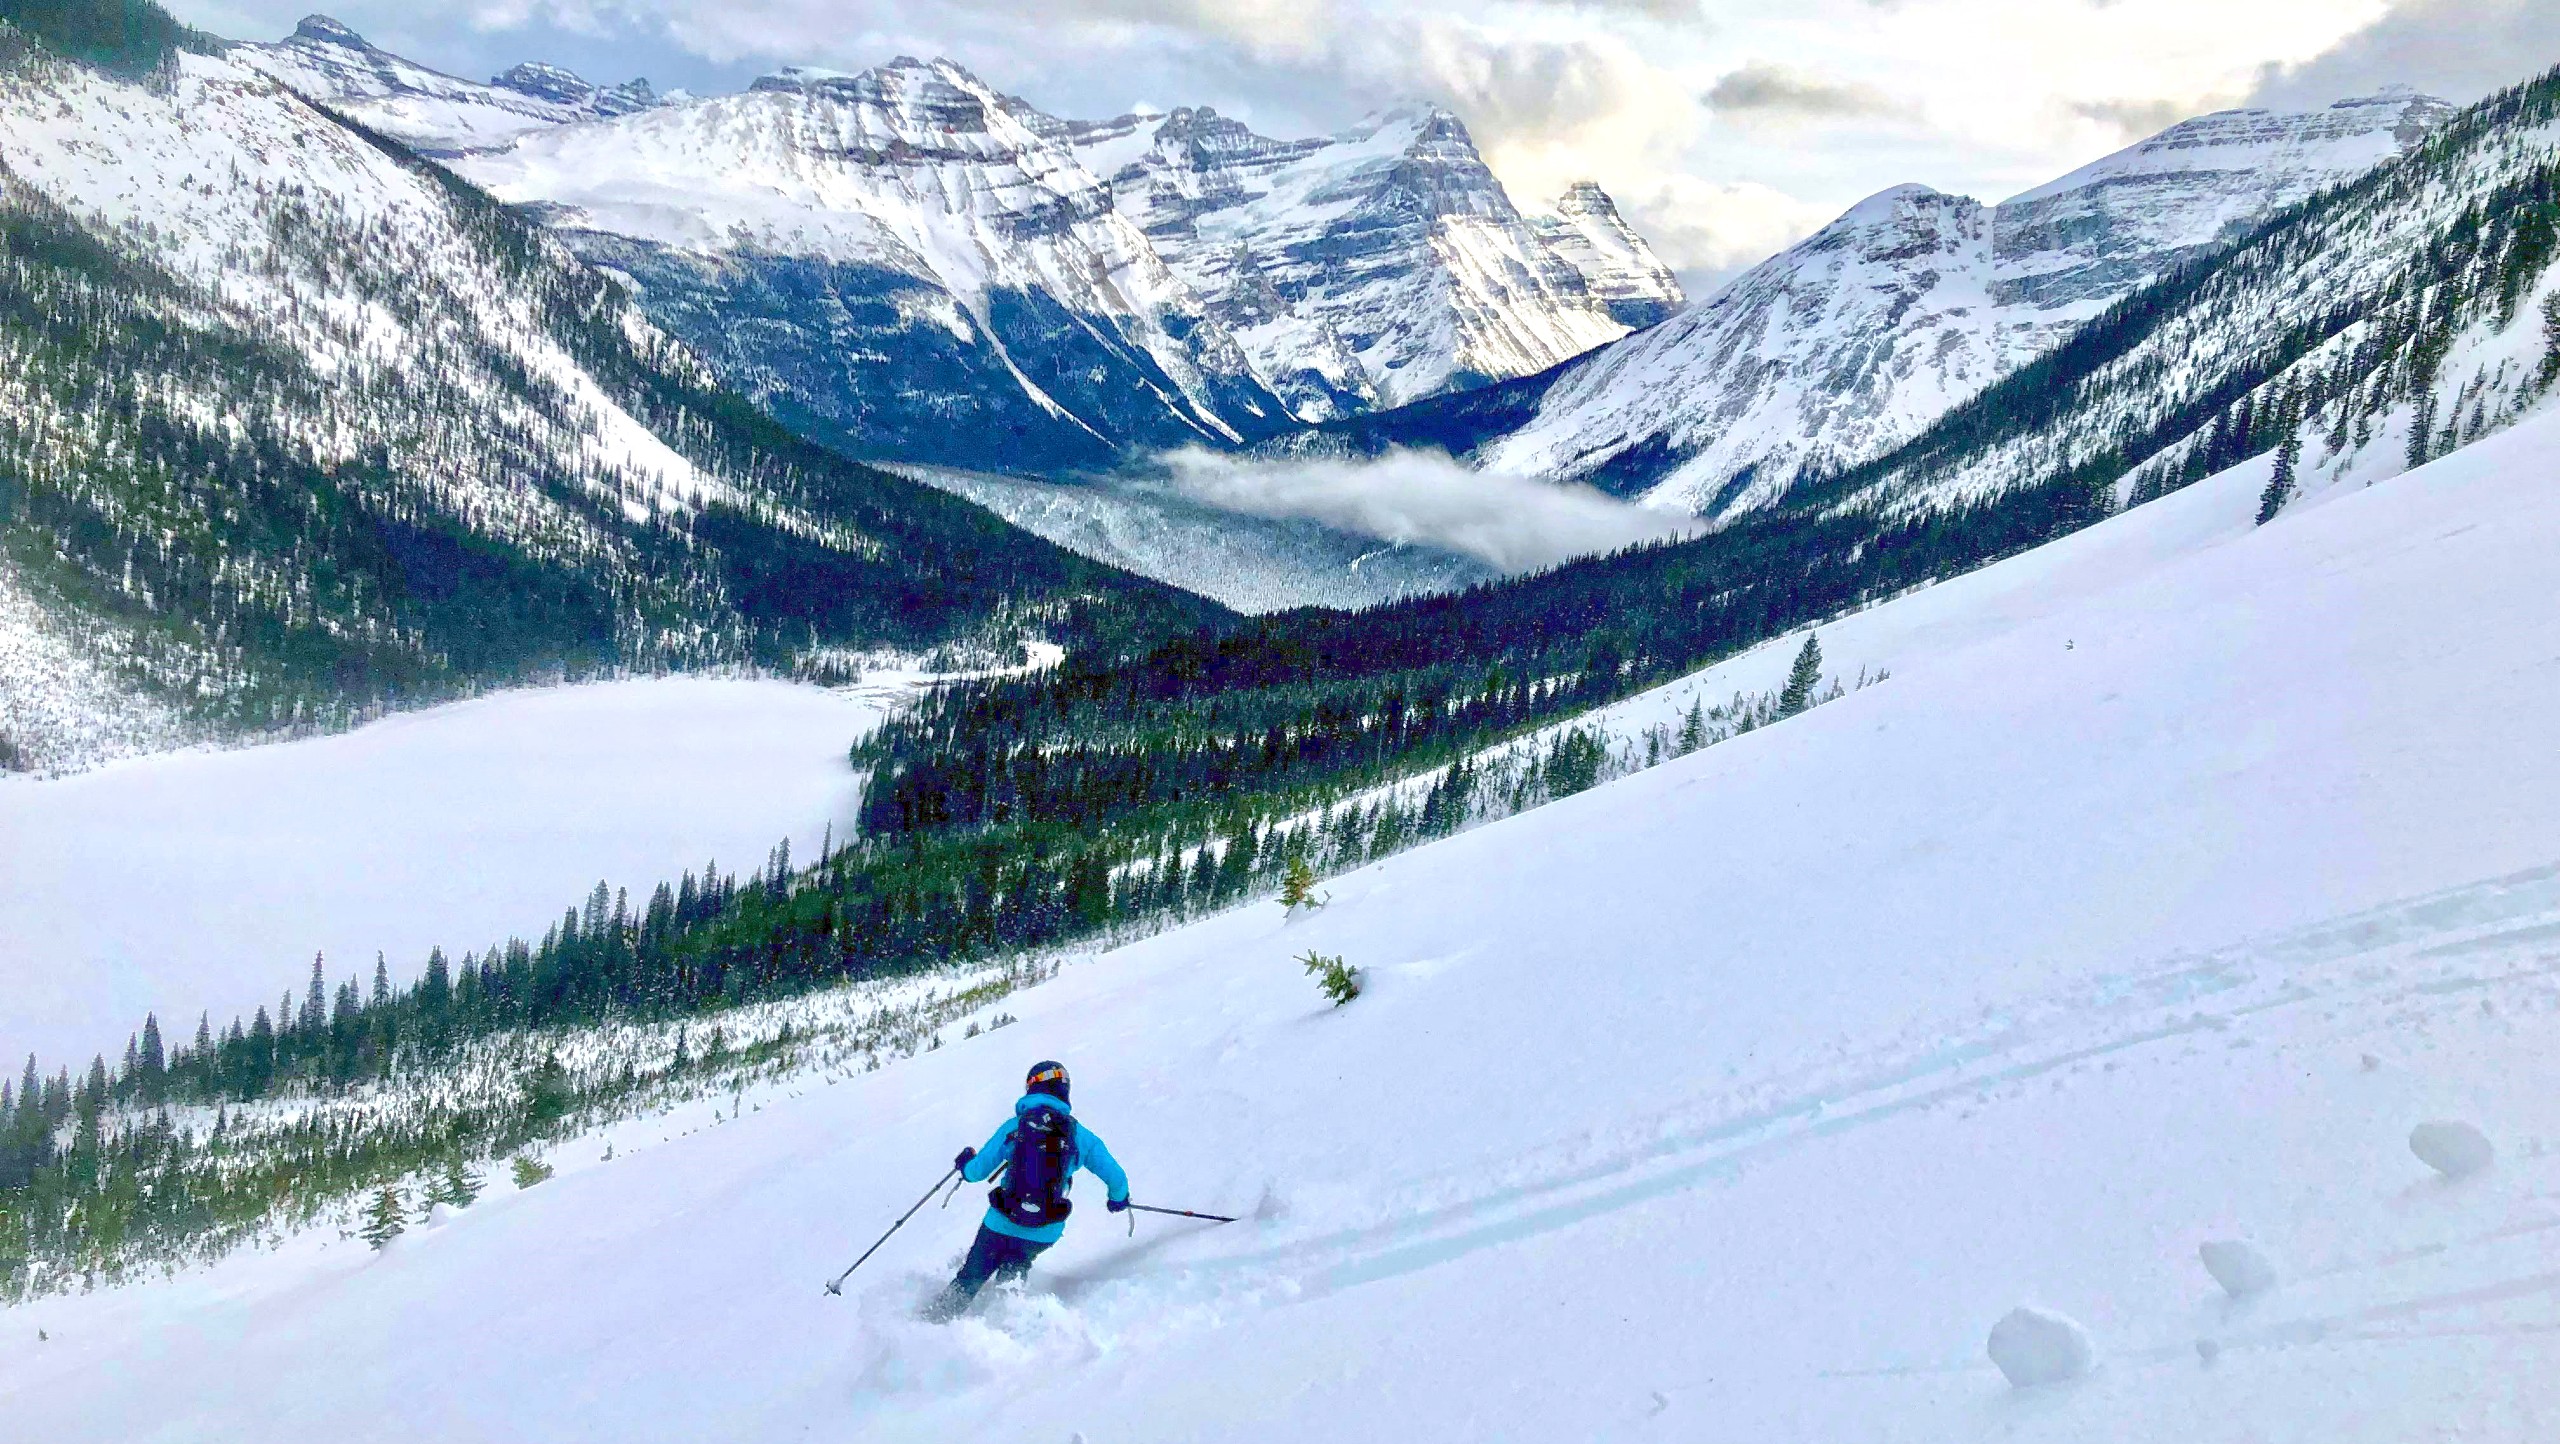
[303,955,328,1039]
[1299,951,1361,1008]
[419,949,451,1049]
[136,1014,165,1106]
[2406,389,2440,471]
[427,1158,481,1209]
[1778,633,1825,718]
[361,1183,406,1250]
[2257,417,2303,524]
[1278,855,1323,910]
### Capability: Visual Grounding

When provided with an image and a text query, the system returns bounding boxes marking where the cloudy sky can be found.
[169,0,2560,291]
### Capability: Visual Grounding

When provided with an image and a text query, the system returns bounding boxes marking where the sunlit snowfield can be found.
[0,677,884,1069]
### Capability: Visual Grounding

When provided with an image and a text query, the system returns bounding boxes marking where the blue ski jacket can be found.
[963,1094,1130,1243]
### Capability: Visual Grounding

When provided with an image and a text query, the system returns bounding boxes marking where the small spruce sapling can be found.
[362,1184,406,1250]
[1279,855,1327,911]
[510,1154,555,1190]
[1300,951,1361,1007]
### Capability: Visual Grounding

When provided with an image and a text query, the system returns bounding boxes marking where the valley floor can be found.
[0,676,888,1070]
[8,412,2560,1440]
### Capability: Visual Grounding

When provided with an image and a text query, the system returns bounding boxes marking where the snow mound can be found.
[1986,1306,2095,1388]
[2408,1120,2495,1179]
[2197,1239,2277,1298]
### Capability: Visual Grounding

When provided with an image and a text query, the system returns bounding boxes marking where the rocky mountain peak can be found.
[1806,183,1981,263]
[490,63,659,117]
[286,14,366,49]
[1530,181,1684,329]
[246,34,1682,462]
[746,56,1015,137]
[1552,181,1623,219]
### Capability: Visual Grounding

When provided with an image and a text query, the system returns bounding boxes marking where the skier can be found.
[929,1060,1129,1318]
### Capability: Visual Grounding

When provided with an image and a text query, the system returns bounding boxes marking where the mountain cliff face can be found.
[1464,91,2455,514]
[244,23,1682,473]
[1076,103,1679,419]
[0,29,1209,774]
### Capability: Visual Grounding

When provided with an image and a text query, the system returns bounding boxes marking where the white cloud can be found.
[2249,0,2560,109]
[1160,448,1697,574]
[1704,61,1919,123]
[1615,172,1838,285]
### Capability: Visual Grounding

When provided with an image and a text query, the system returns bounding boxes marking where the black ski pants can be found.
[942,1224,1052,1309]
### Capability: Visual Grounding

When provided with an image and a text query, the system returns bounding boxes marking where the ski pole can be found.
[823,1166,958,1296]
[946,1158,1003,1207]
[1125,1202,1239,1224]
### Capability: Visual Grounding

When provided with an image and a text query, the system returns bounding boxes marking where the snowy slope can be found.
[236,15,660,157]
[1475,91,2450,514]
[10,370,2560,1440]
[0,561,184,775]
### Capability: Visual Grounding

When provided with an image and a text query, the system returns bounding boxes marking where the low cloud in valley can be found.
[1159,448,1697,575]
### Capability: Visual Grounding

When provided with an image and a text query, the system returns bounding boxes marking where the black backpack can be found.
[992,1105,1076,1228]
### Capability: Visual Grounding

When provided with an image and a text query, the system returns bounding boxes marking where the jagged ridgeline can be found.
[0,9,1220,770]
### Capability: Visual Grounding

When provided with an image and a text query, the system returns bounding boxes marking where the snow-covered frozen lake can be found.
[0,677,886,1071]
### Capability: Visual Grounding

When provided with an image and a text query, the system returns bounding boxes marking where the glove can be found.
[1107,1197,1130,1213]
[954,1147,976,1173]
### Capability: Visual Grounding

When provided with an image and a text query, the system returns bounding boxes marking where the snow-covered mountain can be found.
[1352,91,2452,515]
[454,58,1300,474]
[1531,181,1686,329]
[0,22,1204,775]
[1073,103,1677,418]
[1829,71,2560,522]
[238,15,661,156]
[249,25,1680,473]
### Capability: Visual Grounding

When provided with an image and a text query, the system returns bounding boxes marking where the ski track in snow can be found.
[10,404,2560,1441]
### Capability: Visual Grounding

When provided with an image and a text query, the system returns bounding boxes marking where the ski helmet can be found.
[1025,1060,1069,1104]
